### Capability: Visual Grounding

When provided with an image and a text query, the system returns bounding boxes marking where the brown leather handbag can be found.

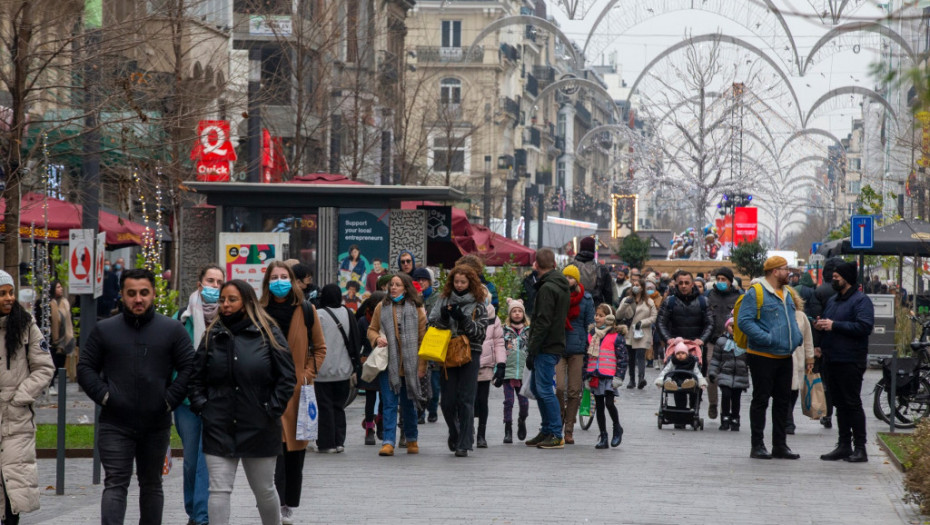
[444,309,477,368]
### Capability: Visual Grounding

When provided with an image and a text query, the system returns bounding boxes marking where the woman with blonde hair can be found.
[189,280,296,525]
[260,261,326,524]
[787,290,815,434]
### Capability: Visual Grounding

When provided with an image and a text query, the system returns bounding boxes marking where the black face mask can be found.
[831,280,844,292]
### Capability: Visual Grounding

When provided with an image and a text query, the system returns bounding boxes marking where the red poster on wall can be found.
[734,207,758,243]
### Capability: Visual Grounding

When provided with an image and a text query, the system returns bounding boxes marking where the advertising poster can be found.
[218,232,290,298]
[337,209,390,297]
[734,206,759,243]
[420,206,452,242]
[68,229,94,294]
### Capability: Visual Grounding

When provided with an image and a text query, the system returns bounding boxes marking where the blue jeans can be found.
[175,404,209,525]
[379,372,419,445]
[428,369,441,416]
[530,353,562,438]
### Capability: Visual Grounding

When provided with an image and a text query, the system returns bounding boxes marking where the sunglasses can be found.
[400,259,413,264]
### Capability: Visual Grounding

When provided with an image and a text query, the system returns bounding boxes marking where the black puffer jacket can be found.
[656,289,714,344]
[709,335,750,390]
[189,316,296,458]
[706,285,740,341]
[77,308,194,431]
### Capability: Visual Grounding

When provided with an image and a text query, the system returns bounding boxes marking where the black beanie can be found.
[714,267,734,283]
[835,261,857,286]
[823,257,843,281]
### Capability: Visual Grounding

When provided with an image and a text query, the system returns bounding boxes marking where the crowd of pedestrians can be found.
[0,240,888,524]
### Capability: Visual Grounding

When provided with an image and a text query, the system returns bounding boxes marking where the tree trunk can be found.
[3,174,21,279]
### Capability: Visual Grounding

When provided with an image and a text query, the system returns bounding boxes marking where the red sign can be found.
[734,206,758,243]
[261,129,288,183]
[196,160,231,182]
[190,120,237,162]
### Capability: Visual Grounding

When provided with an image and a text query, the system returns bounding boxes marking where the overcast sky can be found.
[547,0,893,138]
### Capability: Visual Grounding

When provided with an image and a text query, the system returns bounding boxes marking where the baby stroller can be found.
[657,339,705,431]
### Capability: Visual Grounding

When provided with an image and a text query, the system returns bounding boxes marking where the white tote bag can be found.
[361,344,389,383]
[295,384,319,442]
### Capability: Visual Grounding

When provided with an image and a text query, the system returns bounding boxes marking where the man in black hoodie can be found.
[809,257,843,429]
[78,268,195,525]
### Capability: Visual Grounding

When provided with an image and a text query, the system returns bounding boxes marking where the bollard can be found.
[55,369,66,495]
[92,404,101,485]
[888,353,898,434]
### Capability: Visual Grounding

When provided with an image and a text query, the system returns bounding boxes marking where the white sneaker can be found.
[281,505,294,525]
[49,385,57,395]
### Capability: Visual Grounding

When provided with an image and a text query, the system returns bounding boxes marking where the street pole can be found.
[247,47,262,183]
[484,156,491,228]
[537,184,545,249]
[524,184,533,247]
[505,169,516,239]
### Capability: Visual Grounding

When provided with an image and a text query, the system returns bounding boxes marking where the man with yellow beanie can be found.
[736,256,803,460]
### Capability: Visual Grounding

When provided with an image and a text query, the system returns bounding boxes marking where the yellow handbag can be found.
[419,326,452,362]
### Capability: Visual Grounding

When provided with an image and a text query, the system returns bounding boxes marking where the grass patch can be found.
[878,432,915,469]
[36,425,182,449]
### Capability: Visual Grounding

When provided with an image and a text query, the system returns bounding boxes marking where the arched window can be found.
[439,78,461,105]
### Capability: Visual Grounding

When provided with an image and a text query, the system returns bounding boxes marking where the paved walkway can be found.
[29,368,922,524]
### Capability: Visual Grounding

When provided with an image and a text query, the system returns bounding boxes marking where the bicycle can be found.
[872,315,930,429]
[578,386,594,430]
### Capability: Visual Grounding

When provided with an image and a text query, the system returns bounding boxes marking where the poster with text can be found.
[218,232,290,299]
[337,209,390,296]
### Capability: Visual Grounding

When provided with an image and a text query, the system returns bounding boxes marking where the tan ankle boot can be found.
[379,443,394,456]
[407,441,419,454]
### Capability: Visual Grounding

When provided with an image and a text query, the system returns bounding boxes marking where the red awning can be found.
[288,173,368,185]
[0,192,154,247]
[402,201,535,266]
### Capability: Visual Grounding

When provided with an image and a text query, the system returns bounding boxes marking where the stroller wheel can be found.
[657,415,663,430]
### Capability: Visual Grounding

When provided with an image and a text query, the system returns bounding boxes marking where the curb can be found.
[37,449,185,459]
[876,433,907,473]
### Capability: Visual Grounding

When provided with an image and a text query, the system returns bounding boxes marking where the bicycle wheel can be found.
[873,377,930,429]
[578,388,594,430]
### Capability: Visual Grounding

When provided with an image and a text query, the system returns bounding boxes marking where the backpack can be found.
[576,261,607,304]
[732,283,793,349]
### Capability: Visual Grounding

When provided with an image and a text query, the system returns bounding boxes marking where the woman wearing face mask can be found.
[260,261,326,525]
[616,281,657,390]
[189,280,296,525]
[428,265,489,456]
[645,278,664,369]
[367,273,428,456]
[175,264,226,525]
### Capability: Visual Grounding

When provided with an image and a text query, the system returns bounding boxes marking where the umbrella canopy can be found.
[0,192,154,247]
[818,219,930,257]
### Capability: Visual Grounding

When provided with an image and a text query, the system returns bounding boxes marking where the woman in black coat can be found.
[189,280,296,525]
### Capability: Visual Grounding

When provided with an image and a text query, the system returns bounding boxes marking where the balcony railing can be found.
[501,97,520,120]
[499,43,520,62]
[437,103,463,120]
[417,46,484,63]
[524,127,541,148]
[525,25,537,43]
[525,73,538,97]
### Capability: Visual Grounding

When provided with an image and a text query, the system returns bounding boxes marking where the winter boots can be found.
[719,417,730,431]
[611,423,623,447]
[363,420,376,445]
[504,422,513,444]
[729,416,740,432]
[595,432,609,449]
[476,424,488,448]
[517,417,527,441]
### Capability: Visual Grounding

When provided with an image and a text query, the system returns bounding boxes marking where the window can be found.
[431,135,468,173]
[557,160,566,187]
[261,46,292,105]
[557,112,566,137]
[848,158,861,170]
[346,0,359,62]
[848,180,861,194]
[441,20,461,48]
[439,78,461,105]
[234,0,291,14]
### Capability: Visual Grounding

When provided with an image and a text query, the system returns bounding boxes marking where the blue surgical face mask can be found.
[269,279,292,298]
[113,263,122,271]
[104,265,111,272]
[715,282,728,291]
[392,294,405,303]
[200,286,220,304]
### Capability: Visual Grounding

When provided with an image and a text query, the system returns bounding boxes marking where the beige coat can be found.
[791,311,815,391]
[617,297,658,350]
[49,297,74,351]
[0,318,54,515]
[281,305,327,452]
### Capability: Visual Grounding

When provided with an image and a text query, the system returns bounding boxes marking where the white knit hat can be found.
[0,270,14,289]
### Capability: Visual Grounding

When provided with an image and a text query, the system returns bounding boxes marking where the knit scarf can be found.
[724,337,745,356]
[565,284,585,331]
[182,290,218,349]
[440,291,479,336]
[381,300,422,401]
[587,314,615,357]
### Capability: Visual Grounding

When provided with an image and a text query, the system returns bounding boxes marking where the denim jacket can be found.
[736,280,802,357]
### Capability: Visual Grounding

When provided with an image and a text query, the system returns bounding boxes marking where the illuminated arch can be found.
[803,86,896,128]
[779,128,847,158]
[534,78,622,122]
[802,21,915,75]
[466,16,582,72]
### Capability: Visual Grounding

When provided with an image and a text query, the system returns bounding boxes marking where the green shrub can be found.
[904,419,930,514]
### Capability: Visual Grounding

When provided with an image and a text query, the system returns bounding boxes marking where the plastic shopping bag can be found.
[296,384,319,441]
[579,387,592,417]
[519,365,536,400]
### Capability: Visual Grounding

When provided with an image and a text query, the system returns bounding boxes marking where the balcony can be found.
[501,97,520,120]
[554,136,565,151]
[499,43,520,62]
[437,103,463,121]
[533,65,555,88]
[525,25,537,43]
[524,127,541,148]
[525,73,538,97]
[417,46,484,63]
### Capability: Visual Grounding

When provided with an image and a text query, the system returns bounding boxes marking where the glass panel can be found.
[224,207,319,276]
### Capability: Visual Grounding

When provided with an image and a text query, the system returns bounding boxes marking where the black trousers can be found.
[98,423,170,525]
[747,354,793,448]
[719,385,744,419]
[594,392,619,433]
[823,360,867,447]
[786,389,799,428]
[314,380,350,450]
[475,380,491,429]
[4,477,18,525]
[440,351,480,451]
[274,443,306,508]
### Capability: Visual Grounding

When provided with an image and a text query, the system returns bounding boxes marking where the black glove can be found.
[526,354,535,371]
[635,321,642,330]
[493,364,506,387]
[450,304,466,321]
[440,305,452,322]
[708,374,717,383]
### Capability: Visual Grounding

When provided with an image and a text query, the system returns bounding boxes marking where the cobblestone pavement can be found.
[29,368,923,524]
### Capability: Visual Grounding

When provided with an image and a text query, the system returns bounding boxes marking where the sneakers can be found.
[281,505,294,525]
[525,432,547,447]
[406,441,418,454]
[537,435,565,449]
[378,443,394,456]
[49,385,58,396]
[427,412,438,423]
[680,378,696,390]
[663,380,679,391]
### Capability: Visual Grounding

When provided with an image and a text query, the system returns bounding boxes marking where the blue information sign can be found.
[850,215,874,250]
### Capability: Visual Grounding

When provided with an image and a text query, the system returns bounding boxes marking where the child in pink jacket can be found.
[476,306,506,448]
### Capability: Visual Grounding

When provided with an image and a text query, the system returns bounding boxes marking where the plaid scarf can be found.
[381,300,422,401]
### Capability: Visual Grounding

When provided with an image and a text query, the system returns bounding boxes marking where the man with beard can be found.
[809,257,843,429]
[737,256,803,460]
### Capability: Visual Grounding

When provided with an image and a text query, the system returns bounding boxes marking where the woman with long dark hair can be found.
[429,265,489,457]
[616,281,657,390]
[189,280,296,525]
[260,261,326,524]
[339,244,367,279]
[367,273,427,456]
[0,270,55,524]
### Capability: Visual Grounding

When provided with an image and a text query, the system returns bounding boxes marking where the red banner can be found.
[191,120,237,162]
[734,206,758,243]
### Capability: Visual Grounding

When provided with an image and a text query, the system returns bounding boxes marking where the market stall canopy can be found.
[288,173,367,185]
[0,192,155,247]
[402,201,535,266]
[818,219,930,257]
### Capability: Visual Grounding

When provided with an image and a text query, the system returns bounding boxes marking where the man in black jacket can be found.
[78,268,195,525]
[705,267,741,420]
[809,257,843,428]
[815,261,874,463]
